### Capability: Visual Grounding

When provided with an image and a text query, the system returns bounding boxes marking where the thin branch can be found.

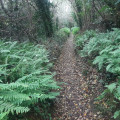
[93,0,105,20]
[0,0,12,17]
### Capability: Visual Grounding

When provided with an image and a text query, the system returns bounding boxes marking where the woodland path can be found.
[52,33,108,120]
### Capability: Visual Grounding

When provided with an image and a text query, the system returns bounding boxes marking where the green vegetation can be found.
[71,27,80,35]
[71,0,120,29]
[54,30,69,44]
[75,28,120,119]
[60,27,71,36]
[75,30,97,49]
[1,0,120,119]
[0,0,71,119]
[34,0,54,37]
[0,41,59,119]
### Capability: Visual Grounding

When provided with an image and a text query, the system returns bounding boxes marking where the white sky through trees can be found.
[50,0,74,26]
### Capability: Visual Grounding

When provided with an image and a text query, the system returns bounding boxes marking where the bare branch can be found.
[0,0,12,17]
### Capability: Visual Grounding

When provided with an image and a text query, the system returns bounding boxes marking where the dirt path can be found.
[53,34,108,120]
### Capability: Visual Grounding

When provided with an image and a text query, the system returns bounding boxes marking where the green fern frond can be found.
[0,40,59,117]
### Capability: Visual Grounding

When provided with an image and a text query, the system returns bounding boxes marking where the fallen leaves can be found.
[52,35,109,120]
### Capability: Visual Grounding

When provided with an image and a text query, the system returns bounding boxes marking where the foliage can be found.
[116,0,120,4]
[35,0,54,37]
[0,0,55,41]
[0,112,8,120]
[75,28,120,119]
[93,45,120,74]
[71,0,120,29]
[43,30,69,62]
[75,30,97,49]
[54,30,68,45]
[95,79,120,119]
[60,27,71,36]
[71,27,80,35]
[0,40,59,119]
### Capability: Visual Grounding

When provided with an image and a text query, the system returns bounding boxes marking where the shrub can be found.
[75,30,97,50]
[75,28,120,119]
[71,27,80,35]
[54,30,68,45]
[93,45,120,74]
[0,40,59,119]
[59,27,71,36]
[95,79,120,119]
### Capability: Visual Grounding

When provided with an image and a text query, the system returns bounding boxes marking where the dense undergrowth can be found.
[71,27,80,35]
[75,29,120,119]
[59,27,71,37]
[43,28,70,62]
[0,40,61,120]
[35,27,70,64]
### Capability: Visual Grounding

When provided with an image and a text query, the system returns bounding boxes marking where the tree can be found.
[35,0,54,37]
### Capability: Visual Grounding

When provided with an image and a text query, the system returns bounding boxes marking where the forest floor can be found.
[52,33,109,120]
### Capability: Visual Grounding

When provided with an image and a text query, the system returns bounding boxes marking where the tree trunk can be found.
[35,0,53,37]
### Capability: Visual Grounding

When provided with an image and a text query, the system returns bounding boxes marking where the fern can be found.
[0,40,60,118]
[0,112,8,120]
[75,28,120,119]
[76,29,120,75]
[71,27,80,35]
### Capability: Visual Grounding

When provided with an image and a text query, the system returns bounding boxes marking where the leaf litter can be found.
[52,34,110,120]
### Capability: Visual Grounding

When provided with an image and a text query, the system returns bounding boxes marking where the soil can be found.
[52,33,110,120]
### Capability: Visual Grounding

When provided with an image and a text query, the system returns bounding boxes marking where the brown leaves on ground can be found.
[52,34,110,120]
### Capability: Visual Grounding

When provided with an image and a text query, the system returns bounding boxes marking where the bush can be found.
[75,30,97,50]
[71,27,80,35]
[75,28,120,119]
[54,30,68,45]
[95,80,120,119]
[0,40,59,119]
[43,30,69,62]
[59,27,71,36]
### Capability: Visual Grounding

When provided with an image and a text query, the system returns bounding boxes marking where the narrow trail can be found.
[53,34,108,120]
